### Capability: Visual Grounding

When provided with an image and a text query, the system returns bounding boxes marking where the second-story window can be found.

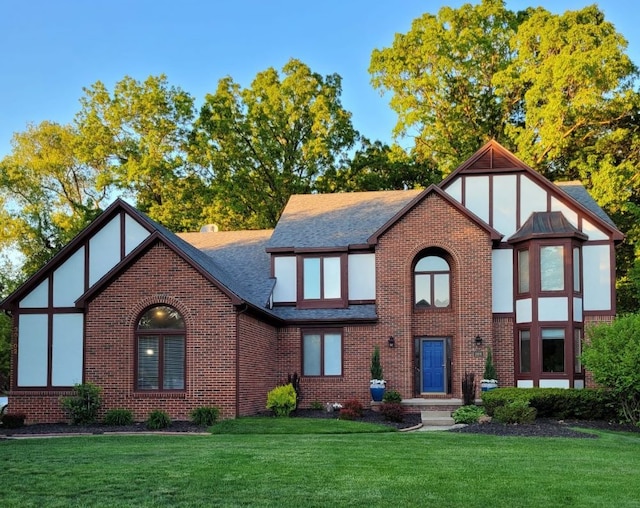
[298,255,346,308]
[540,246,564,291]
[414,255,450,308]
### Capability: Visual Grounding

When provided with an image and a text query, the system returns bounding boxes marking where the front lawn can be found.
[1,421,639,507]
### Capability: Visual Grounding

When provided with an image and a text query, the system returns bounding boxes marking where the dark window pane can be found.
[519,330,531,373]
[542,328,565,373]
[163,336,185,390]
[138,306,184,329]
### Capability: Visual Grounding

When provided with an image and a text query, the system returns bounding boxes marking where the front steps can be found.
[421,410,455,426]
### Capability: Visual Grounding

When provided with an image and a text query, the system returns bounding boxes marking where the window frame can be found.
[301,329,343,377]
[413,254,451,309]
[135,305,186,392]
[297,254,347,309]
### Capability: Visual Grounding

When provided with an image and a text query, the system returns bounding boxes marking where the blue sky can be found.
[1,1,638,160]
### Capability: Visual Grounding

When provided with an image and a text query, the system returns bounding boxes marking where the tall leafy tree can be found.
[191,59,358,229]
[0,121,106,275]
[316,139,441,192]
[75,75,210,231]
[370,0,640,310]
[370,0,518,174]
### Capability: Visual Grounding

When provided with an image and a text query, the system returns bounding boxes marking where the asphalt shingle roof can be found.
[555,181,617,228]
[267,190,423,249]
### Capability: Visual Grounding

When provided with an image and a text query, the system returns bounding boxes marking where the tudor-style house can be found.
[1,141,623,423]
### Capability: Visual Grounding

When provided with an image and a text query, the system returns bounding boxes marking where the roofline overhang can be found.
[367,184,503,245]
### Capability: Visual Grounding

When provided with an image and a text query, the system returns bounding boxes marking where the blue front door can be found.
[422,340,445,392]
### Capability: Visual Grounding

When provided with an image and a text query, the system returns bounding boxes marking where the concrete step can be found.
[421,410,455,426]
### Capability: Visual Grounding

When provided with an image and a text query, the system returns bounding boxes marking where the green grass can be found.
[209,416,392,434]
[1,421,639,507]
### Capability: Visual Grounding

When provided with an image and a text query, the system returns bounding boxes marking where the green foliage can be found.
[0,311,11,394]
[370,346,383,380]
[380,402,405,423]
[494,400,537,424]
[192,58,357,230]
[481,387,617,420]
[103,409,134,426]
[483,348,498,382]
[190,406,220,427]
[452,405,485,424]
[382,389,402,403]
[146,410,171,430]
[60,383,102,425]
[309,401,324,410]
[266,383,297,417]
[583,315,640,424]
[1,412,26,429]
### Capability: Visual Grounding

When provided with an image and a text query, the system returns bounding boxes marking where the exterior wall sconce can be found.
[474,335,483,347]
[388,336,396,348]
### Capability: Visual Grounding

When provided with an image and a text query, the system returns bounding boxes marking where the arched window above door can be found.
[414,254,451,308]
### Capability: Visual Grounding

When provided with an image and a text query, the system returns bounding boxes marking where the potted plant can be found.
[370,345,386,401]
[481,347,498,391]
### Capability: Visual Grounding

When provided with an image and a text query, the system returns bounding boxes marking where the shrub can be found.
[1,413,26,429]
[380,402,405,422]
[266,383,297,417]
[382,389,402,403]
[339,408,360,420]
[452,405,485,424]
[60,383,102,425]
[146,410,171,430]
[462,372,476,406]
[309,400,324,410]
[494,400,537,424]
[341,398,364,417]
[582,314,640,425]
[481,387,618,420]
[190,406,220,426]
[103,408,133,426]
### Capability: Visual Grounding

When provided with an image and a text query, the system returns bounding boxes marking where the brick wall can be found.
[9,241,240,424]
[237,313,278,415]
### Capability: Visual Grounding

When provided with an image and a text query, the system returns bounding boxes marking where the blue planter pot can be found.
[370,385,385,402]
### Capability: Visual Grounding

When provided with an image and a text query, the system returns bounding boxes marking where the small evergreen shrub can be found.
[370,346,383,380]
[382,389,402,403]
[380,402,405,422]
[1,413,26,429]
[103,408,134,426]
[146,410,171,430]
[190,406,220,426]
[494,400,537,424]
[266,383,297,417]
[60,383,102,425]
[483,348,498,382]
[452,405,485,424]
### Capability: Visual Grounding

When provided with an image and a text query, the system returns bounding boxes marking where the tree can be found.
[315,139,441,192]
[0,121,107,276]
[75,75,211,232]
[582,314,640,425]
[370,0,519,174]
[370,0,640,310]
[191,59,358,229]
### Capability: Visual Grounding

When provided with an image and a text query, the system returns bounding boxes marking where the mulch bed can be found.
[2,410,638,438]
